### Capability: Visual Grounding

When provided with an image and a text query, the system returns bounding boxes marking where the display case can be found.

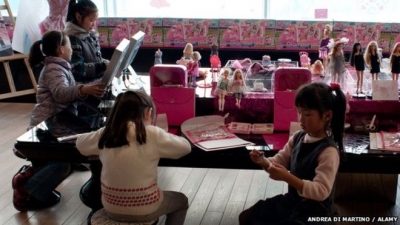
[222,59,299,93]
[245,73,274,93]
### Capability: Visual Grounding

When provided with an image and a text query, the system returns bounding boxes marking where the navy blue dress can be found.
[391,55,400,73]
[354,54,365,71]
[245,132,338,224]
[370,54,380,73]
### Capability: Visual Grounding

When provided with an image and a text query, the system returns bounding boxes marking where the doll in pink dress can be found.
[39,0,70,35]
[231,69,246,108]
[187,51,201,87]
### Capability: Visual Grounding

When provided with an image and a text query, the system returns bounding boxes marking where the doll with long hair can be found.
[364,41,380,81]
[311,60,324,77]
[389,42,400,81]
[328,38,347,84]
[231,69,246,108]
[215,68,230,111]
[319,24,332,77]
[350,42,365,94]
[187,51,201,87]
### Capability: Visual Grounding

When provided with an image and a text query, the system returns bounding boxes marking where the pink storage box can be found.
[150,64,188,88]
[151,87,195,127]
[274,67,311,91]
[273,68,311,131]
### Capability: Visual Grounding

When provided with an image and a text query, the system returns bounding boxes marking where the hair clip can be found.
[330,82,341,89]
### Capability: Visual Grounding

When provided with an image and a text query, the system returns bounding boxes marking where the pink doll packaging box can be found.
[219,19,268,49]
[108,18,131,47]
[163,18,218,48]
[390,23,400,53]
[334,21,391,53]
[96,18,109,47]
[275,20,326,51]
[0,14,12,56]
[127,18,163,47]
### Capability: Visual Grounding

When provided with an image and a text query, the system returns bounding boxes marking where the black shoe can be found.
[27,190,61,210]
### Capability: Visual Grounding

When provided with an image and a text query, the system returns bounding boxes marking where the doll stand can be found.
[198,70,212,88]
[352,93,366,99]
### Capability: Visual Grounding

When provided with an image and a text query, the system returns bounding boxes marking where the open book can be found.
[182,115,254,151]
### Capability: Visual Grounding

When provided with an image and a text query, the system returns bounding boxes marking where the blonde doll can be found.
[364,41,380,81]
[215,69,230,111]
[176,43,194,66]
[231,69,246,108]
[389,42,400,81]
[319,24,332,77]
[187,51,201,87]
[328,38,347,83]
[183,43,194,61]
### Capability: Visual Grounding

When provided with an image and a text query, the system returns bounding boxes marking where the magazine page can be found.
[181,115,254,151]
[185,124,236,144]
[380,131,400,151]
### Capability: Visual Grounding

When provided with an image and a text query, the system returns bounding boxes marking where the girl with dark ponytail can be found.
[240,82,346,225]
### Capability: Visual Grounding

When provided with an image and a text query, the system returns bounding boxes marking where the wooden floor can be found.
[0,103,399,225]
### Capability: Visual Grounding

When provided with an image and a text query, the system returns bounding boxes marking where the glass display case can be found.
[222,58,299,93]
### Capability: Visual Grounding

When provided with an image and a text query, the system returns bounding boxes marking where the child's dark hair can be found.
[350,42,362,67]
[28,30,67,68]
[67,0,98,24]
[98,90,155,148]
[295,82,346,156]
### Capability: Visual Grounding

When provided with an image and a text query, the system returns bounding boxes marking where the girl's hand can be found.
[81,83,106,98]
[249,150,269,168]
[267,163,289,181]
[103,59,110,68]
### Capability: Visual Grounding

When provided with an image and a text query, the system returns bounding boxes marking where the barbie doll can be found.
[328,38,348,84]
[389,42,400,81]
[176,42,194,66]
[319,24,332,77]
[350,42,365,94]
[154,48,162,65]
[364,41,380,81]
[311,60,324,77]
[231,69,246,108]
[215,69,230,111]
[210,42,218,56]
[187,51,201,87]
[183,43,194,60]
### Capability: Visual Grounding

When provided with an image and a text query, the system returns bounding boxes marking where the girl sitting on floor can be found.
[239,82,346,225]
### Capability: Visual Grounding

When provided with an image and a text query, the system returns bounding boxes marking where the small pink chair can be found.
[210,55,221,81]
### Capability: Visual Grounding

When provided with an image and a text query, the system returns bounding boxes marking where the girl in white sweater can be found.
[76,90,191,224]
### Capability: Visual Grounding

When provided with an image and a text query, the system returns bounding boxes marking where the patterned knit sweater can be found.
[76,122,191,215]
